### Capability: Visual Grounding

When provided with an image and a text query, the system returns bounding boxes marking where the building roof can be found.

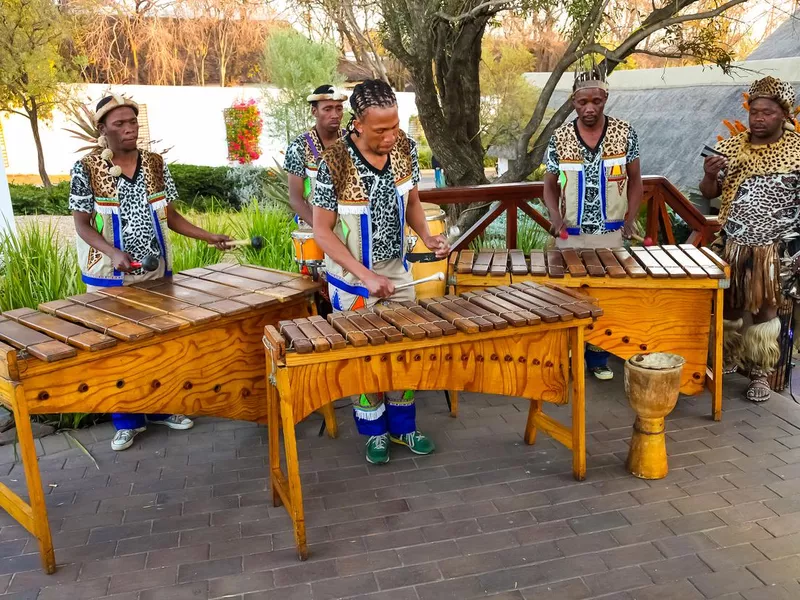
[747,12,800,60]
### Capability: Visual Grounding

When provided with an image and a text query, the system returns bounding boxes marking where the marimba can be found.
[0,263,334,574]
[263,283,602,560]
[452,245,730,421]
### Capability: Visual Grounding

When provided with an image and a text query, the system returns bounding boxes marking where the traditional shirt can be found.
[312,136,421,263]
[546,118,640,234]
[69,152,177,280]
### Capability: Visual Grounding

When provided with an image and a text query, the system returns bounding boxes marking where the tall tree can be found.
[379,0,752,192]
[0,0,75,188]
[262,29,342,145]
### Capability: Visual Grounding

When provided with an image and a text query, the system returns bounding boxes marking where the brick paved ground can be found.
[1,358,800,600]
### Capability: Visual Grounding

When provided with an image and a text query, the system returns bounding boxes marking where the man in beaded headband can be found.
[543,63,643,382]
[700,75,800,403]
[284,85,348,229]
[69,93,230,452]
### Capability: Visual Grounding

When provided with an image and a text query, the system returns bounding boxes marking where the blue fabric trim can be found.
[599,165,608,222]
[604,221,624,231]
[386,402,416,436]
[151,207,169,267]
[576,171,585,228]
[304,132,320,160]
[566,227,582,235]
[111,213,122,277]
[354,411,388,436]
[327,272,369,297]
[396,189,408,272]
[82,273,123,287]
[360,213,372,269]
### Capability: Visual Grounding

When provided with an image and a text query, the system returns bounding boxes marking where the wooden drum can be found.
[624,352,685,480]
[407,202,447,298]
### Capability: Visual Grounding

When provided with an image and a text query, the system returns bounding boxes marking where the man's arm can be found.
[287,174,314,225]
[72,211,134,272]
[699,156,726,199]
[406,187,449,258]
[166,205,230,249]
[624,158,643,235]
[543,172,562,234]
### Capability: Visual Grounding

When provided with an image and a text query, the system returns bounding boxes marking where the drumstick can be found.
[129,255,160,272]
[394,272,445,291]
[629,233,654,246]
[209,236,265,250]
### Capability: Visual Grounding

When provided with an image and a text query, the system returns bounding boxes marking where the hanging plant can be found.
[224,99,263,165]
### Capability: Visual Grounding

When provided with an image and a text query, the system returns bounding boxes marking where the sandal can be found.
[745,377,771,403]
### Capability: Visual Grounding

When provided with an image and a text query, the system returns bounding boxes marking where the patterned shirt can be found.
[284,130,321,179]
[723,173,800,245]
[312,136,421,263]
[69,154,178,265]
[546,118,640,234]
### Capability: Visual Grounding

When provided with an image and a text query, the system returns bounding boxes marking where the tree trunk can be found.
[27,99,52,189]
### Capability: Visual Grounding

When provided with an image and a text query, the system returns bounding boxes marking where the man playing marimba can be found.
[69,94,230,451]
[701,76,800,403]
[284,84,347,226]
[543,65,643,381]
[312,79,449,465]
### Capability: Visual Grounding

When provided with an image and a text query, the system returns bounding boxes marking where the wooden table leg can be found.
[524,400,542,445]
[447,390,459,418]
[571,327,587,481]
[319,403,338,439]
[267,382,283,509]
[708,288,724,422]
[13,385,55,573]
[279,398,308,560]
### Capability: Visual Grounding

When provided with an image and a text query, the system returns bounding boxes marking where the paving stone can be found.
[244,583,313,600]
[336,550,401,575]
[747,555,800,584]
[690,568,766,598]
[698,544,768,571]
[642,554,712,584]
[78,553,147,580]
[598,543,664,570]
[375,563,441,590]
[715,502,778,526]
[621,503,681,524]
[706,524,774,547]
[621,579,705,600]
[752,531,800,559]
[741,583,800,600]
[653,533,719,558]
[519,578,591,600]
[139,582,209,600]
[611,522,674,546]
[556,531,618,557]
[663,512,727,535]
[456,531,518,556]
[208,571,275,598]
[567,511,629,535]
[582,565,653,595]
[36,577,110,600]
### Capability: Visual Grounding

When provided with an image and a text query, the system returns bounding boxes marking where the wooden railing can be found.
[418,175,720,252]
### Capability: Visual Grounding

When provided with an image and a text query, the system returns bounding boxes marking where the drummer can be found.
[69,94,230,452]
[283,84,348,226]
[312,79,449,465]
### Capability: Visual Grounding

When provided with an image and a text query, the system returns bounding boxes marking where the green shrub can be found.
[231,201,297,272]
[417,146,432,170]
[9,182,70,215]
[168,164,237,209]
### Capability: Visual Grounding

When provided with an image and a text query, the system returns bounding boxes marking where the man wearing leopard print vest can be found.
[311,80,450,465]
[69,94,231,451]
[543,66,644,382]
[700,76,800,403]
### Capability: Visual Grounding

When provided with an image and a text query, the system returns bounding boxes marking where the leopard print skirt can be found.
[717,235,782,314]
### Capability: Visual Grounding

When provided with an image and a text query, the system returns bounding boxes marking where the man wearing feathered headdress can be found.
[543,65,644,382]
[69,94,230,451]
[700,76,800,403]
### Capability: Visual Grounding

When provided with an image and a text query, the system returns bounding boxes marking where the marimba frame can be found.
[264,318,590,560]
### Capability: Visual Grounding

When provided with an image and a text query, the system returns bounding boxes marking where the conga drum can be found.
[407,203,448,298]
[624,353,685,480]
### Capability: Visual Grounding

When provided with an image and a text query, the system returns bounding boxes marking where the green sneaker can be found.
[390,431,435,455]
[366,434,390,465]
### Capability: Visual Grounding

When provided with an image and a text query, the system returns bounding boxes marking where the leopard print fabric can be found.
[723,173,800,245]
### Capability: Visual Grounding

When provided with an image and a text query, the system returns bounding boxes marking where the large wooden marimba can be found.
[452,244,730,421]
[263,283,602,560]
[0,263,335,574]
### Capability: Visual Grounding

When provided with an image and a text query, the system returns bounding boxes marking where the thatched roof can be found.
[748,13,800,60]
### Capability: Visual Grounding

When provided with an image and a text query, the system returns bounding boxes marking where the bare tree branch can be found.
[435,0,511,22]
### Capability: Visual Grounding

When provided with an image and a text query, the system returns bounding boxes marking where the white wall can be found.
[0,157,15,237]
[3,84,418,176]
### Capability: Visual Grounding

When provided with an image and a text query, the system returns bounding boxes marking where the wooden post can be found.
[506,201,518,250]
[570,327,586,481]
[709,288,724,421]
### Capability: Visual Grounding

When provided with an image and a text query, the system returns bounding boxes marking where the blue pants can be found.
[586,344,609,370]
[112,413,169,430]
[353,391,416,437]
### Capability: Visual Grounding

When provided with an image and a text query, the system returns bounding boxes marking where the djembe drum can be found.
[624,352,685,480]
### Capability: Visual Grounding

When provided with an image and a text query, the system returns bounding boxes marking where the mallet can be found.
[394,272,445,291]
[210,236,265,250]
[629,233,655,247]
[130,255,160,272]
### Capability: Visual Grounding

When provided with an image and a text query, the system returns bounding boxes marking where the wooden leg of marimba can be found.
[279,399,308,560]
[524,400,542,445]
[709,288,724,422]
[570,328,587,481]
[448,390,459,418]
[267,383,283,508]
[12,385,55,574]
[320,403,338,438]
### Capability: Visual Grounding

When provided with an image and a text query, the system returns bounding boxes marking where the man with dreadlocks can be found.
[700,76,800,403]
[543,65,643,381]
[283,84,347,226]
[312,79,449,465]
